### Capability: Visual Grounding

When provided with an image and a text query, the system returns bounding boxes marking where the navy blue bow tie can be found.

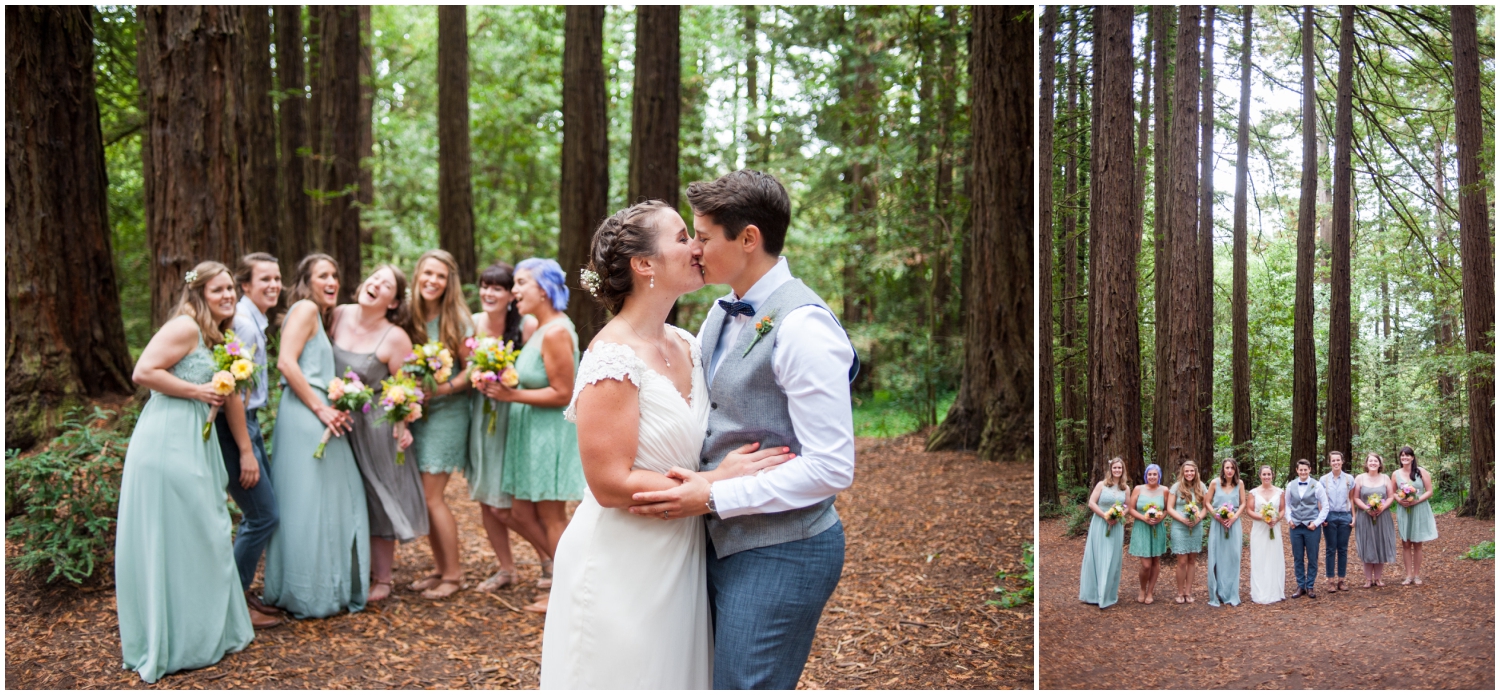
[1299,481,1308,485]
[718,300,755,318]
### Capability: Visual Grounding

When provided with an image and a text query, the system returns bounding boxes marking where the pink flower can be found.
[225,342,242,356]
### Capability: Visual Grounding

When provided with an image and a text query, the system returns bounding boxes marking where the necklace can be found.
[623,318,673,367]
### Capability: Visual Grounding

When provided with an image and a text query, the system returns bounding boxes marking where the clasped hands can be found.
[627,443,796,520]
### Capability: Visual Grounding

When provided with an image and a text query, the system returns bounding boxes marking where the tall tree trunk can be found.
[927,6,1031,462]
[437,5,476,284]
[1085,5,1102,482]
[1133,9,1153,254]
[1039,5,1059,505]
[1150,5,1174,469]
[5,6,136,450]
[742,5,761,165]
[358,6,374,248]
[1231,6,1252,462]
[1084,6,1142,484]
[138,6,253,327]
[1161,5,1201,471]
[1290,6,1319,470]
[628,6,681,210]
[312,5,361,299]
[932,7,958,343]
[1060,11,1082,487]
[559,6,609,348]
[1197,7,1215,468]
[241,7,279,258]
[1324,5,1355,478]
[1453,5,1494,520]
[841,11,880,335]
[275,5,310,266]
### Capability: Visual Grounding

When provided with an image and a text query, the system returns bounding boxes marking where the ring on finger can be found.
[662,511,669,520]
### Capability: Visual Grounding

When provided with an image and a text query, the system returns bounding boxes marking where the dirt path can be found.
[1038,510,1494,689]
[5,433,1029,689]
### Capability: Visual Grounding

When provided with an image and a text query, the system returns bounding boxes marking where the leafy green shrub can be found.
[1064,503,1093,537]
[6,406,136,584]
[988,543,1034,608]
[1461,540,1495,560]
[1039,500,1068,519]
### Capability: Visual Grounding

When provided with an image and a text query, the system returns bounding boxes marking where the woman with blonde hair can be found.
[407,249,476,600]
[1205,458,1245,607]
[1166,460,1207,603]
[1079,457,1130,608]
[115,261,264,682]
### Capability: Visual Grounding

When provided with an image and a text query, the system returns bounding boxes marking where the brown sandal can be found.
[369,580,393,602]
[421,579,466,600]
[410,573,442,592]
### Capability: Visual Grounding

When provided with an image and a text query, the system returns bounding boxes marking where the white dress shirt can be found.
[1319,470,1355,513]
[233,295,271,410]
[706,258,857,519]
[1286,477,1329,528]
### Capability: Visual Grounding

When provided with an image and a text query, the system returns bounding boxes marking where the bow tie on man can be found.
[718,300,756,318]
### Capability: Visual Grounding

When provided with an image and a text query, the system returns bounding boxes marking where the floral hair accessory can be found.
[184,270,199,284]
[579,268,602,297]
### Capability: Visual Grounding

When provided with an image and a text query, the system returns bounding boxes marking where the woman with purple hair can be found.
[1127,463,1168,604]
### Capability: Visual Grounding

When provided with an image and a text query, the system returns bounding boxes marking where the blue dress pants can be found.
[1322,511,1351,578]
[1290,524,1320,591]
[214,407,280,591]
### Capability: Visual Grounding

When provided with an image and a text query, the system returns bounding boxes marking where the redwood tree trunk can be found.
[1133,8,1153,255]
[1060,12,1083,486]
[1084,6,1142,484]
[358,5,374,248]
[1160,5,1201,471]
[1196,7,1215,468]
[1150,5,1173,469]
[1290,6,1319,470]
[1453,5,1494,520]
[927,6,1031,462]
[241,7,279,258]
[5,6,136,450]
[628,6,681,209]
[438,5,476,284]
[1325,6,1355,477]
[275,5,310,266]
[1231,6,1252,461]
[558,6,609,348]
[1039,5,1059,505]
[312,5,361,298]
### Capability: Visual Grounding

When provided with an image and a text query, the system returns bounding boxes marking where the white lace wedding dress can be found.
[540,327,713,689]
[1248,487,1286,604]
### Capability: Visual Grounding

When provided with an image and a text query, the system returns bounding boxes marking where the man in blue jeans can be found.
[1319,451,1356,592]
[1285,458,1328,599]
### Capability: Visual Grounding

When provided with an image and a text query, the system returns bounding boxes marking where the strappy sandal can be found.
[369,580,393,602]
[410,573,442,592]
[1186,594,1194,604]
[537,559,554,589]
[1175,595,1185,604]
[522,596,549,614]
[477,569,516,593]
[421,578,466,600]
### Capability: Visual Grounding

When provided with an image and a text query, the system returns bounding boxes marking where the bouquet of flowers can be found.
[403,340,455,394]
[202,330,261,441]
[314,370,373,459]
[1365,493,1383,516]
[1396,483,1418,524]
[1215,503,1236,539]
[377,374,425,464]
[1143,503,1162,543]
[465,335,521,434]
[1104,503,1125,536]
[1182,498,1201,525]
[1260,503,1278,539]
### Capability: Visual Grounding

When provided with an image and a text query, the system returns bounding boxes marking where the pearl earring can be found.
[650,276,655,289]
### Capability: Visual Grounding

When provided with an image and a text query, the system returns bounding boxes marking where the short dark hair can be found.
[685,169,790,255]
[1296,458,1311,470]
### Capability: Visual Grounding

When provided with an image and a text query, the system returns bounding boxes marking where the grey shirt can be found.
[233,295,271,410]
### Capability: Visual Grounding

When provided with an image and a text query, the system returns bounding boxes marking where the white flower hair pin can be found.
[579,268,601,298]
[184,270,199,284]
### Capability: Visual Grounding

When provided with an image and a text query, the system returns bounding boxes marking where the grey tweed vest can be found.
[699,278,851,558]
[1288,481,1319,524]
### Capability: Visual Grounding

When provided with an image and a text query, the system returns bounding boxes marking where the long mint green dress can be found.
[469,344,513,509]
[502,317,584,501]
[1128,488,1168,558]
[262,301,370,618]
[1393,469,1439,543]
[1169,483,1206,554]
[1078,485,1127,608]
[411,316,472,475]
[115,325,254,683]
[1205,482,1243,606]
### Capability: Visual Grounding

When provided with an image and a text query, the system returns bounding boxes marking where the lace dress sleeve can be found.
[669,325,702,369]
[565,342,644,422]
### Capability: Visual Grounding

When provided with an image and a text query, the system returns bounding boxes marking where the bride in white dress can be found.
[1248,464,1286,604]
[540,201,796,689]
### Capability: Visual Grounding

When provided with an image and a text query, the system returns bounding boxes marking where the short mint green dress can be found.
[502,317,584,502]
[468,336,513,509]
[1168,483,1206,554]
[1393,469,1439,543]
[411,316,472,475]
[1205,482,1243,606]
[115,326,254,683]
[262,301,370,618]
[1128,488,1168,558]
[1078,485,1127,608]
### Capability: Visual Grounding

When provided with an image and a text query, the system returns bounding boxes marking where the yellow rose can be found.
[435,368,452,384]
[210,371,236,395]
[500,367,519,388]
[387,385,406,404]
[230,358,255,381]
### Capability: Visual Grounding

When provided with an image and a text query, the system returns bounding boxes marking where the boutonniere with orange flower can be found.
[743,311,778,357]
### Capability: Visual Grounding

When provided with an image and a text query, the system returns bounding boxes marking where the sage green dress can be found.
[1128,488,1168,558]
[469,374,514,509]
[1078,485,1127,608]
[1205,483,1243,606]
[502,317,584,501]
[115,325,254,683]
[411,316,473,475]
[1168,483,1206,554]
[262,301,370,618]
[1393,469,1439,543]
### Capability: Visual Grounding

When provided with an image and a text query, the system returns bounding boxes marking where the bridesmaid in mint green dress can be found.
[1393,446,1438,585]
[498,258,583,612]
[1205,459,1246,607]
[407,250,475,600]
[1127,464,1168,604]
[1166,461,1207,604]
[262,257,370,618]
[115,262,256,682]
[1079,457,1129,608]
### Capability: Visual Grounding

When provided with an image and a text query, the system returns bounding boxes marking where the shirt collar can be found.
[725,257,793,309]
[237,295,268,332]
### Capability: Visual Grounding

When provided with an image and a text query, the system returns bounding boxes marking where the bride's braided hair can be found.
[584,199,672,314]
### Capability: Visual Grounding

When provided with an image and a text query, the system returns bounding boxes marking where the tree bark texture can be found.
[1160,5,1201,472]
[358,5,374,248]
[275,5,310,267]
[1133,9,1153,255]
[1290,6,1319,470]
[1231,6,1252,461]
[1196,7,1215,468]
[742,5,761,165]
[311,5,361,299]
[241,7,279,258]
[1060,11,1082,486]
[1452,5,1495,519]
[1325,6,1355,476]
[5,6,136,450]
[628,6,681,210]
[1084,5,1101,482]
[1039,5,1059,505]
[1085,6,1142,484]
[1150,5,1174,469]
[437,5,476,285]
[559,6,609,347]
[927,6,1031,462]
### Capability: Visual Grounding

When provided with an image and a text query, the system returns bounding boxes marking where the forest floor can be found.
[5,432,1030,689]
[1037,510,1495,689]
